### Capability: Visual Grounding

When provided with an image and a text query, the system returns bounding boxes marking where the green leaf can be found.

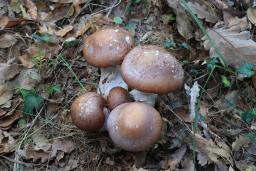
[221,75,231,88]
[47,84,61,96]
[168,14,176,22]
[163,39,176,48]
[134,0,141,4]
[236,63,255,78]
[113,17,123,25]
[241,108,256,124]
[18,89,44,116]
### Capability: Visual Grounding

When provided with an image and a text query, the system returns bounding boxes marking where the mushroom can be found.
[121,45,184,105]
[107,102,162,152]
[82,28,135,98]
[70,92,105,132]
[107,87,130,110]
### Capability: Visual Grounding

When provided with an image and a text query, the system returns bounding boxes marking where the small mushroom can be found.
[107,102,162,152]
[82,28,135,98]
[70,92,105,132]
[121,45,184,105]
[107,87,130,110]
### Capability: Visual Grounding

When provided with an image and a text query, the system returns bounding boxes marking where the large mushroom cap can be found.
[107,102,162,152]
[121,45,184,93]
[83,28,134,67]
[70,92,105,132]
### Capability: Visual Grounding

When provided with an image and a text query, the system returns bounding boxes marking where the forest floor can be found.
[0,0,256,170]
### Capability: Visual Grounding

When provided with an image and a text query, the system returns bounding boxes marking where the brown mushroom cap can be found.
[107,87,130,110]
[83,28,134,67]
[107,102,162,152]
[121,45,184,93]
[70,92,105,132]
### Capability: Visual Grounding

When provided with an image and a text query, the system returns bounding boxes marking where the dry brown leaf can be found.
[0,17,27,28]
[187,1,219,23]
[18,144,50,162]
[247,7,256,25]
[195,134,232,165]
[0,111,20,130]
[0,109,7,118]
[25,0,38,20]
[232,135,250,151]
[50,139,74,158]
[0,130,16,154]
[203,28,256,68]
[17,54,34,68]
[167,146,187,170]
[56,25,73,37]
[0,84,13,106]
[42,5,74,23]
[175,107,192,123]
[32,129,51,152]
[75,20,92,37]
[167,0,194,39]
[0,34,17,48]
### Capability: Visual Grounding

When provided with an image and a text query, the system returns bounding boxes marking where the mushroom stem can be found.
[129,89,158,106]
[97,66,128,99]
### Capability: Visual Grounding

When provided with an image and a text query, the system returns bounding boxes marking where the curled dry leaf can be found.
[203,28,256,68]
[0,16,27,28]
[0,34,17,48]
[0,130,16,154]
[0,84,13,106]
[0,111,21,130]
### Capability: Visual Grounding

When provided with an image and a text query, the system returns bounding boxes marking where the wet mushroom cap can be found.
[83,28,135,67]
[121,45,184,93]
[107,102,162,152]
[70,92,105,132]
[107,87,130,110]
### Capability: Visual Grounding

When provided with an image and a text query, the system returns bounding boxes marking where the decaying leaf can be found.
[167,0,194,39]
[232,135,250,151]
[195,134,233,165]
[0,130,16,154]
[17,54,35,68]
[18,138,74,162]
[32,129,51,152]
[187,1,219,23]
[0,17,27,28]
[0,34,17,48]
[0,111,20,130]
[203,28,256,68]
[247,7,256,25]
[0,84,13,106]
[56,25,73,37]
[25,0,38,20]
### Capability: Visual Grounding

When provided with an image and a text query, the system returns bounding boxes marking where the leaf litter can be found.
[0,0,256,170]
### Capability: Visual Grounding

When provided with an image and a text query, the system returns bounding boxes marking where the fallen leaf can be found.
[247,7,256,25]
[17,54,34,68]
[50,139,74,158]
[14,68,41,90]
[0,130,16,154]
[75,20,92,37]
[32,129,51,152]
[232,135,250,151]
[167,0,194,39]
[56,25,73,37]
[25,0,38,20]
[18,144,50,162]
[175,107,192,123]
[0,109,6,118]
[0,34,17,48]
[0,111,20,130]
[0,84,13,106]
[0,17,27,28]
[187,1,219,23]
[203,28,256,68]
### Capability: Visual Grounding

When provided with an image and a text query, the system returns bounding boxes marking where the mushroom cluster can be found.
[70,27,184,152]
